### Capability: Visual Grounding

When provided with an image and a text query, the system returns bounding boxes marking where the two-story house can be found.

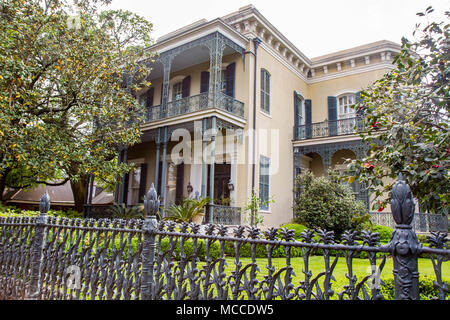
[105,5,401,227]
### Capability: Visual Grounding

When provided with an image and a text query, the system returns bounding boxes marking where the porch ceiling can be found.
[148,46,237,80]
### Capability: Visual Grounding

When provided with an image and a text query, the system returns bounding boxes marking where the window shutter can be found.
[305,100,312,124]
[200,71,210,93]
[328,96,338,136]
[294,92,299,127]
[305,99,312,139]
[160,84,164,105]
[225,62,236,97]
[138,163,147,203]
[328,96,337,120]
[182,76,191,98]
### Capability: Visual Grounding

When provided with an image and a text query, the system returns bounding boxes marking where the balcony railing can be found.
[145,92,245,123]
[205,204,241,225]
[294,117,365,140]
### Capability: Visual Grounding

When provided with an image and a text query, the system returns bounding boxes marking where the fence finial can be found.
[388,175,420,300]
[39,190,50,215]
[144,183,159,217]
[390,174,415,226]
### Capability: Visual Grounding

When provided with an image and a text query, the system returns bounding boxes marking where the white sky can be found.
[107,0,449,58]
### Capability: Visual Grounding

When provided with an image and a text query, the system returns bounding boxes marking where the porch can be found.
[293,140,370,206]
[112,119,244,225]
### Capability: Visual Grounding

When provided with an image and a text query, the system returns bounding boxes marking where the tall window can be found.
[259,155,270,211]
[338,94,356,119]
[172,82,183,101]
[261,69,271,114]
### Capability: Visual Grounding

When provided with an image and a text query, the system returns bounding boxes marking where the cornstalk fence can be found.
[0,176,448,300]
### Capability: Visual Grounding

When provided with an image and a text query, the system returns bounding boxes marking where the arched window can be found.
[338,93,356,119]
[260,69,271,114]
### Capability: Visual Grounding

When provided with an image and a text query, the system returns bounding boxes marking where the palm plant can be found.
[164,197,210,223]
[111,203,145,220]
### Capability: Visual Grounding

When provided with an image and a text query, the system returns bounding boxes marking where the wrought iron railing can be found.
[369,212,449,233]
[205,204,241,225]
[1,178,449,300]
[294,117,365,140]
[145,92,244,123]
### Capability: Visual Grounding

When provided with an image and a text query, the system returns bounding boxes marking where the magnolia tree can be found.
[0,0,154,211]
[345,7,449,216]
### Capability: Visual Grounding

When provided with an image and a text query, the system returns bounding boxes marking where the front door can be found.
[207,164,231,204]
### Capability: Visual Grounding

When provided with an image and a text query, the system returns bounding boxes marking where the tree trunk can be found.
[0,168,11,203]
[70,177,86,213]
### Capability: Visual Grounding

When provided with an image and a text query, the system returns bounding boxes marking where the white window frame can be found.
[260,69,271,115]
[337,93,357,119]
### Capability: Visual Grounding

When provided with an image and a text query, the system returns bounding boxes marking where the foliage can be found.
[0,204,82,219]
[370,224,394,243]
[293,170,368,238]
[278,223,308,240]
[244,190,274,227]
[0,0,154,211]
[343,7,449,216]
[214,195,231,206]
[164,197,210,223]
[380,275,449,300]
[111,203,145,220]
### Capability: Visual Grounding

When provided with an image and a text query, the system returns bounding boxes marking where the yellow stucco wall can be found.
[308,68,391,123]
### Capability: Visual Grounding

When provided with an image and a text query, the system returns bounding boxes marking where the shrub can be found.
[293,170,368,238]
[279,223,308,240]
[370,224,393,243]
[380,276,449,300]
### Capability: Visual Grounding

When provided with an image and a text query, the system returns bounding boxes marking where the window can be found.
[259,155,270,211]
[172,82,183,101]
[127,160,145,206]
[220,72,227,94]
[338,94,356,119]
[294,92,305,126]
[261,69,271,114]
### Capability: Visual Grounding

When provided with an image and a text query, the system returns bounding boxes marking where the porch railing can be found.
[145,92,245,123]
[369,212,449,233]
[205,204,241,225]
[294,116,365,140]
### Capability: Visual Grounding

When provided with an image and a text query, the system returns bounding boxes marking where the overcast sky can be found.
[108,0,449,58]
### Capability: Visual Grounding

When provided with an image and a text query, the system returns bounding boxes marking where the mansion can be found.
[100,5,401,227]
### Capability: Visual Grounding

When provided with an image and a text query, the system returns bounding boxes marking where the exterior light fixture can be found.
[227,179,234,192]
[187,182,193,194]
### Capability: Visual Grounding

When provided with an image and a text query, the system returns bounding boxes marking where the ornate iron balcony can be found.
[145,92,245,123]
[294,117,365,140]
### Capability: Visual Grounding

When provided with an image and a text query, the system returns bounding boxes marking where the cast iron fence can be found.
[0,177,448,300]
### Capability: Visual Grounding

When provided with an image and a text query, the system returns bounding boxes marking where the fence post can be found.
[388,174,420,300]
[140,183,159,300]
[28,191,50,300]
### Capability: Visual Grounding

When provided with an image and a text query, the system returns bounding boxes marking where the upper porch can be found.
[135,27,249,130]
